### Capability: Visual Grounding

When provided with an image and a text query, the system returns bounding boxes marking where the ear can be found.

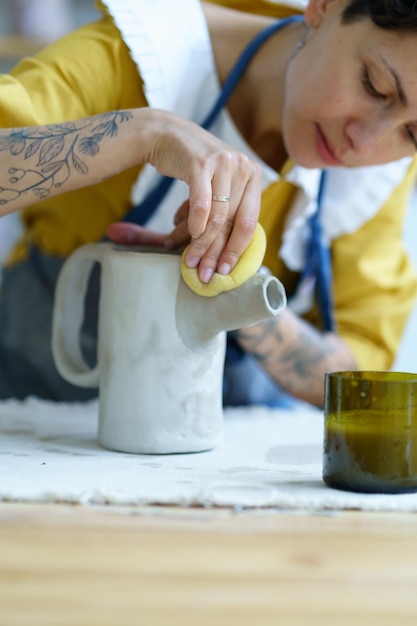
[304,0,339,28]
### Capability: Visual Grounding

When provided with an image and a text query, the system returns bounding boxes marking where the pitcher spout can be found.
[176,271,287,348]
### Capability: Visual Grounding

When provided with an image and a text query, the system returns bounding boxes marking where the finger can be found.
[187,152,233,238]
[186,167,261,279]
[173,200,190,226]
[185,176,232,268]
[106,222,168,247]
[164,218,191,251]
[195,226,231,283]
[216,176,262,275]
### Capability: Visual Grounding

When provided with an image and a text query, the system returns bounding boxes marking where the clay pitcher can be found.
[52,243,286,454]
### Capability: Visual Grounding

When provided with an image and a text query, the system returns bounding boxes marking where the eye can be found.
[362,67,385,100]
[405,126,417,151]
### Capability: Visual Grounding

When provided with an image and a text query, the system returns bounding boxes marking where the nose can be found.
[344,112,394,157]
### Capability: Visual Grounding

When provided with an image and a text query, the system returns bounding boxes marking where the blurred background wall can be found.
[1,0,99,45]
[393,188,417,371]
[0,0,416,371]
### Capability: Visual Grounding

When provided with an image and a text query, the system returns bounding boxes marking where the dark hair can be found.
[341,0,417,32]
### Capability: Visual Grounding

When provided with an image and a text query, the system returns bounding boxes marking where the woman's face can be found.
[282,0,417,169]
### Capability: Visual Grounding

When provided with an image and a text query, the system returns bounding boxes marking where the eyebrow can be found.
[379,54,407,106]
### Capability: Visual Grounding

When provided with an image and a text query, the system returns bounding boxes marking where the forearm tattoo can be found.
[234,316,351,400]
[0,111,132,206]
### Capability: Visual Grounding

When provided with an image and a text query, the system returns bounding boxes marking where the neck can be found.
[238,19,307,171]
[204,4,306,171]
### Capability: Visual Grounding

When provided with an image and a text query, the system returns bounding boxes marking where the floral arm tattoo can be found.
[0,111,132,206]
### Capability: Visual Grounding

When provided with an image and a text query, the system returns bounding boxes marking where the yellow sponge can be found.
[181,223,266,297]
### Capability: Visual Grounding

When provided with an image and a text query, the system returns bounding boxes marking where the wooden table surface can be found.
[1,502,417,626]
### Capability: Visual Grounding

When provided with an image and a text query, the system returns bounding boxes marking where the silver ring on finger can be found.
[212,194,230,203]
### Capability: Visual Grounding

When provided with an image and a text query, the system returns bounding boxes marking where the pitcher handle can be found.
[52,243,110,388]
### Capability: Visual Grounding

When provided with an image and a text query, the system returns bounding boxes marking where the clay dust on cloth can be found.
[1,398,417,512]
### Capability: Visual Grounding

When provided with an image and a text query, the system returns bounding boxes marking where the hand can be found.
[0,107,262,272]
[137,109,263,283]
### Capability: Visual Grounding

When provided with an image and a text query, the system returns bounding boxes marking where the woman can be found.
[0,0,416,406]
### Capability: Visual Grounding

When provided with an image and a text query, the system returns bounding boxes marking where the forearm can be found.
[0,106,230,216]
[0,108,161,216]
[234,308,357,408]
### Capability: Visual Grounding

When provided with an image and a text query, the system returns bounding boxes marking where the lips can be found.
[315,125,342,166]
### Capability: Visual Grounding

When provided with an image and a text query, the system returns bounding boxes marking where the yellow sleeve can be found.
[3,15,143,125]
[330,160,417,370]
[1,16,146,261]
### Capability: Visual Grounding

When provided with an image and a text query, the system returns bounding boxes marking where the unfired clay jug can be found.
[52,243,286,454]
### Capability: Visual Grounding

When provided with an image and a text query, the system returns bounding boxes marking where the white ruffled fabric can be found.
[282,158,412,271]
[99,0,412,272]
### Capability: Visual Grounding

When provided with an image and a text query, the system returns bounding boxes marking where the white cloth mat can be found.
[1,398,417,512]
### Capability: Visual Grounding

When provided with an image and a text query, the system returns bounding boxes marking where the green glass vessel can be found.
[323,371,417,494]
